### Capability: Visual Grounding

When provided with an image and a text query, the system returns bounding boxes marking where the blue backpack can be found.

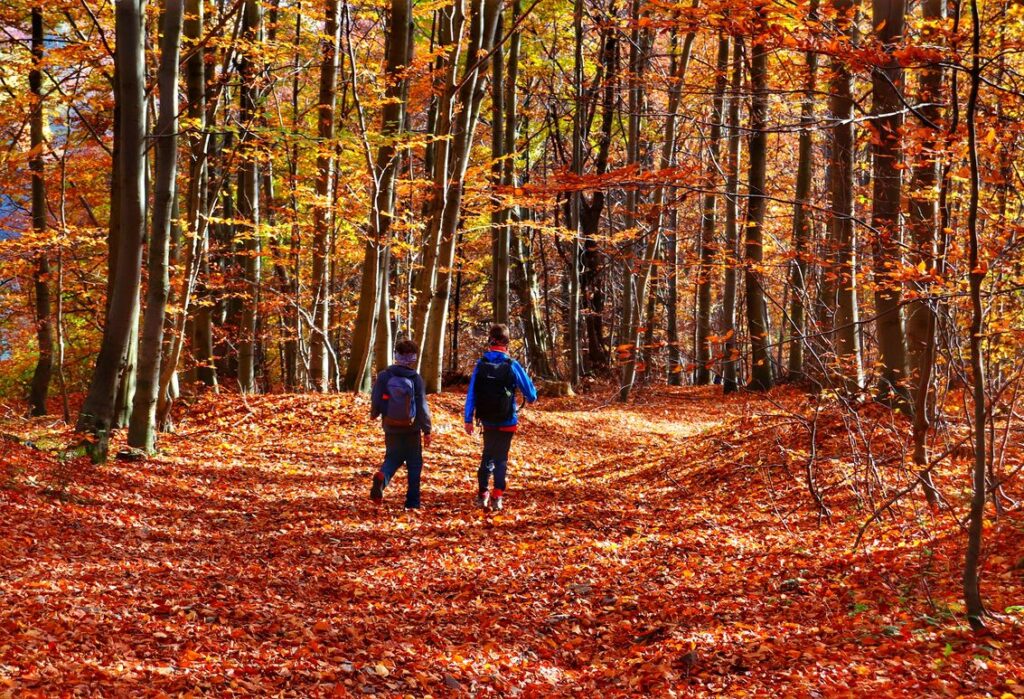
[383,372,417,427]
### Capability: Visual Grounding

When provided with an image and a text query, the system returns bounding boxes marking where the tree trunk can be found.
[129,0,183,451]
[870,0,909,406]
[909,0,946,506]
[490,8,510,326]
[695,32,729,385]
[411,2,465,344]
[962,0,987,630]
[419,0,502,393]
[309,0,341,391]
[721,37,742,394]
[787,1,819,380]
[77,0,146,438]
[346,0,413,389]
[827,0,863,388]
[236,0,262,394]
[617,0,654,402]
[28,6,52,417]
[744,9,774,391]
[906,0,944,392]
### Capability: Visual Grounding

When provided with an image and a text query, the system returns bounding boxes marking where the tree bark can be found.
[236,0,262,394]
[744,8,774,391]
[77,0,146,438]
[870,0,910,406]
[962,0,987,630]
[827,0,863,389]
[787,0,819,380]
[28,6,53,417]
[309,0,341,391]
[419,0,502,393]
[129,0,183,450]
[695,32,729,385]
[721,37,743,394]
[345,0,413,390]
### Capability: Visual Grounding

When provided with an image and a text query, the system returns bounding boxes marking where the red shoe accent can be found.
[370,471,385,504]
[491,488,504,499]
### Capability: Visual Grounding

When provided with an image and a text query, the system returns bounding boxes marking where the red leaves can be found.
[0,388,1021,695]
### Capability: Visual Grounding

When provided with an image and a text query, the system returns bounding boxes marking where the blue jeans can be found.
[380,432,423,508]
[478,430,514,494]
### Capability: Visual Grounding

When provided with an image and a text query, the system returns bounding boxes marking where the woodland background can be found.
[1,0,1024,693]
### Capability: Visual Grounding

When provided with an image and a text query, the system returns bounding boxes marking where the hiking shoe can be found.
[476,491,490,510]
[492,496,504,512]
[370,472,385,504]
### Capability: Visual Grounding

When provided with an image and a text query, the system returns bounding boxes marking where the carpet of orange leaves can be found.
[1,386,1023,697]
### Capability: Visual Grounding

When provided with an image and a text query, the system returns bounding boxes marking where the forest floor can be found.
[1,385,1023,697]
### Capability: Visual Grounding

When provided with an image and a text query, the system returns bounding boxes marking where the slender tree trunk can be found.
[617,0,654,402]
[129,0,183,450]
[412,2,465,344]
[28,6,52,417]
[870,0,909,406]
[722,37,742,393]
[309,0,341,391]
[909,0,946,506]
[578,27,618,375]
[77,0,147,440]
[346,0,413,389]
[695,32,729,385]
[662,6,698,386]
[744,8,774,390]
[667,209,681,385]
[420,0,502,393]
[906,0,944,391]
[787,0,819,380]
[567,0,585,384]
[236,0,262,394]
[490,8,510,325]
[284,5,303,390]
[827,0,863,388]
[963,0,987,630]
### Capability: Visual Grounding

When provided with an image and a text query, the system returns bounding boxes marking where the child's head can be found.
[394,339,418,368]
[488,324,510,349]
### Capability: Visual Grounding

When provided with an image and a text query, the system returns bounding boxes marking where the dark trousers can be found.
[478,429,514,494]
[380,432,423,508]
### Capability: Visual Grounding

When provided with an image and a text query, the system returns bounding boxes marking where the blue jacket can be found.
[464,350,538,428]
[371,365,432,435]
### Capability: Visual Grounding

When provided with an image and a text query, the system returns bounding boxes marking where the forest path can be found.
[2,386,1020,696]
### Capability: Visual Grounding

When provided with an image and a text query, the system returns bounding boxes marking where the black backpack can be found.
[473,358,515,423]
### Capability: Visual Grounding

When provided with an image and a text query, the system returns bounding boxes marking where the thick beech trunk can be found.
[419,0,502,393]
[77,0,146,438]
[129,0,183,450]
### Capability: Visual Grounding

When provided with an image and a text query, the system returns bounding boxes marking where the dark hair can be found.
[488,324,510,346]
[395,339,418,356]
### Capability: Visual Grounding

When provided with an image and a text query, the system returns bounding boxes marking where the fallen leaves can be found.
[0,387,1022,696]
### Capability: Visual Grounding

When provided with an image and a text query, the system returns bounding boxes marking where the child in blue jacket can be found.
[464,324,537,511]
